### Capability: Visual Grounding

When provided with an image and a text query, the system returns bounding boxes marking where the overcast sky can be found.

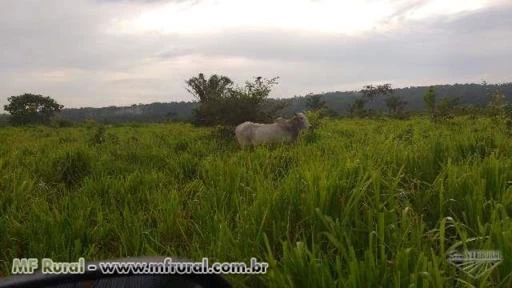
[1,0,511,110]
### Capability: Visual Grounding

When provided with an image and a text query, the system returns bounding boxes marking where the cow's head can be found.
[293,112,310,129]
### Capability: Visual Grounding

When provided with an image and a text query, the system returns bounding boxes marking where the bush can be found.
[187,74,282,126]
[437,96,460,120]
[51,149,92,188]
[210,125,235,142]
[83,119,99,128]
[0,114,10,126]
[174,139,190,153]
[303,110,324,143]
[49,117,73,128]
[90,126,107,145]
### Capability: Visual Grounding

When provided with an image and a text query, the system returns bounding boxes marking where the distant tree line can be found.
[60,102,196,124]
[2,82,512,126]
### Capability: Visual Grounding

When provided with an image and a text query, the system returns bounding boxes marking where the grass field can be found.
[1,116,512,287]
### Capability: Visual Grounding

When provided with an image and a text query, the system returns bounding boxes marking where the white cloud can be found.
[110,0,497,35]
[404,0,487,20]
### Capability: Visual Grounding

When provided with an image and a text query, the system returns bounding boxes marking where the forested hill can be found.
[59,101,197,123]
[314,83,512,113]
[53,82,512,123]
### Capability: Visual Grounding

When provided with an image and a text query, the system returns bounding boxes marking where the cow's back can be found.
[235,121,256,147]
[252,122,291,145]
[235,121,294,147]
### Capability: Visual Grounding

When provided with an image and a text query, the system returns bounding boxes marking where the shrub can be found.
[210,125,235,142]
[51,149,92,188]
[174,139,190,153]
[303,110,324,143]
[90,126,107,145]
[49,117,73,128]
[187,74,282,126]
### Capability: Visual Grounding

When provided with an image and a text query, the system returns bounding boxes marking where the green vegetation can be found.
[186,74,282,126]
[385,95,408,117]
[424,86,437,119]
[1,116,512,287]
[423,87,461,120]
[350,84,395,117]
[37,82,512,124]
[4,93,63,125]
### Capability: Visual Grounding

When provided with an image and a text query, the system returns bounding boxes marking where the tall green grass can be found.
[1,117,511,287]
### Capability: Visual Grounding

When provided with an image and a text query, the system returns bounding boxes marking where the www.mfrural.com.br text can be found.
[11,257,269,275]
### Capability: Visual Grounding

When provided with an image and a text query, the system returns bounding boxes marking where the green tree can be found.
[4,93,63,125]
[349,98,367,117]
[220,76,280,125]
[185,73,233,103]
[305,95,327,111]
[186,73,234,125]
[186,74,280,125]
[361,83,393,99]
[385,95,407,116]
[487,89,507,117]
[361,84,393,112]
[423,86,437,119]
[437,96,460,119]
[305,94,337,117]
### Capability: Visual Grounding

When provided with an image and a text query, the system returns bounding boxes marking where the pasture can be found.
[1,116,511,287]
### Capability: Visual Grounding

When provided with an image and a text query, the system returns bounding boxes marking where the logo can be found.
[447,250,502,279]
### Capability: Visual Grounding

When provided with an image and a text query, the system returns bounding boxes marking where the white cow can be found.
[235,113,310,147]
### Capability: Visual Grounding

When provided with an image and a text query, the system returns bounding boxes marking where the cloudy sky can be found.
[1,0,511,110]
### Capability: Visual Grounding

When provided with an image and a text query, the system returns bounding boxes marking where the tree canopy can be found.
[186,74,281,126]
[4,93,63,125]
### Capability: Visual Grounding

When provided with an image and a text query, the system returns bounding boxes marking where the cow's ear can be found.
[294,112,298,116]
